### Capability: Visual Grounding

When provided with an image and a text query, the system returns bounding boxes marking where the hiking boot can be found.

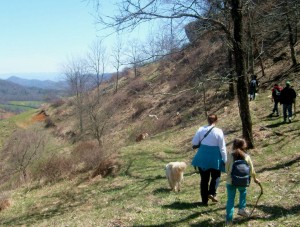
[208,194,218,202]
[238,209,249,217]
[288,117,292,123]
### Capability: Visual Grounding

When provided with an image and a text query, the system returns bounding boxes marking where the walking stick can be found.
[249,182,263,218]
[294,101,296,118]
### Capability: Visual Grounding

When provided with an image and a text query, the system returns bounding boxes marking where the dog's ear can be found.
[181,162,187,170]
[177,165,186,172]
[180,166,186,171]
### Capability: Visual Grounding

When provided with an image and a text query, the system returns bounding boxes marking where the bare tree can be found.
[281,0,299,66]
[112,36,123,93]
[126,39,143,77]
[256,0,300,69]
[63,57,90,133]
[93,0,255,147]
[87,39,107,102]
[141,31,167,63]
[85,94,109,147]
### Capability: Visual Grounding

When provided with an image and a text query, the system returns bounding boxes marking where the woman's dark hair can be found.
[232,138,247,160]
[207,114,218,125]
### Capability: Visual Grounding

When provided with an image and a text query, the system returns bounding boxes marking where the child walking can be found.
[225,138,260,225]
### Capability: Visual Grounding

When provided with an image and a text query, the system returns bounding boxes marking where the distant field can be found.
[0,101,44,113]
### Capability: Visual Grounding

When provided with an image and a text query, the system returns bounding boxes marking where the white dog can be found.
[165,162,187,192]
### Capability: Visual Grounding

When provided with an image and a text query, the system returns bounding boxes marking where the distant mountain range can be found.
[4,73,113,90]
[6,76,67,90]
[0,78,67,102]
[0,73,113,103]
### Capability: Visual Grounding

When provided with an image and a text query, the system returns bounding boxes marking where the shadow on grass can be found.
[135,212,202,227]
[223,128,240,136]
[257,155,300,173]
[257,203,300,220]
[264,121,286,128]
[0,192,85,226]
[190,220,225,227]
[233,203,300,225]
[264,116,299,128]
[141,202,226,227]
[145,203,300,227]
[153,188,170,194]
[162,201,211,210]
[263,113,281,122]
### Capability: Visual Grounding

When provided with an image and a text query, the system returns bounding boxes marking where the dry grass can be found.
[0,22,299,226]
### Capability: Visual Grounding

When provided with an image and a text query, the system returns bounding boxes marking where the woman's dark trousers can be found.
[198,168,221,204]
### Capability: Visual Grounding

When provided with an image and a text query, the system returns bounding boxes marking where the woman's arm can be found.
[218,130,227,163]
[191,127,203,147]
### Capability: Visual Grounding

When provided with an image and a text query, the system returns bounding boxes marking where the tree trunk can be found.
[254,39,266,78]
[287,20,297,66]
[224,0,235,99]
[202,83,208,117]
[115,70,119,93]
[285,0,298,66]
[76,91,84,134]
[247,9,254,75]
[231,0,254,148]
[228,49,235,99]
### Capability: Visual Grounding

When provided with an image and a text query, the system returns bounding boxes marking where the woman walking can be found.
[191,114,227,205]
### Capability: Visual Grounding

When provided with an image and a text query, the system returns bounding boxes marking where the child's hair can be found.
[232,138,247,160]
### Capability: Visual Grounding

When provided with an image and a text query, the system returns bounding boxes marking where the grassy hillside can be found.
[0,28,299,226]
[0,83,299,226]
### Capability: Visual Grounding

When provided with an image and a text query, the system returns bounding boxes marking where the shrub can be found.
[132,100,152,119]
[32,155,73,183]
[0,128,47,184]
[44,117,56,128]
[72,141,104,172]
[0,197,10,212]
[91,157,121,178]
[120,67,132,77]
[51,99,65,108]
[152,116,173,133]
[127,78,149,95]
[109,90,130,109]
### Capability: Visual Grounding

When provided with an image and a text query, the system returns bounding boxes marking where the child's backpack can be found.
[250,79,257,89]
[231,159,251,187]
[275,88,281,96]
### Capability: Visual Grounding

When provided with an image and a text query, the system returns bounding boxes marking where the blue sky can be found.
[0,0,182,81]
[0,0,101,80]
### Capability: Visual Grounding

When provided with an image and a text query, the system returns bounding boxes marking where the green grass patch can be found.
[0,101,44,113]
